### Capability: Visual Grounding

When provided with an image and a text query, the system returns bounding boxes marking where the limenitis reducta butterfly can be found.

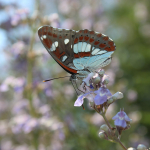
[38,26,116,81]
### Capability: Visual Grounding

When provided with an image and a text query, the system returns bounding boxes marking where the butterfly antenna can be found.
[43,76,70,82]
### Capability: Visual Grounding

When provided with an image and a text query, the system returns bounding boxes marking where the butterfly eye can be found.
[104,43,106,44]
[87,35,88,36]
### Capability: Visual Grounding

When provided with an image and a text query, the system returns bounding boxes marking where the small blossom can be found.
[94,87,112,105]
[23,118,40,134]
[74,92,92,107]
[112,109,131,134]
[11,8,29,26]
[82,72,95,86]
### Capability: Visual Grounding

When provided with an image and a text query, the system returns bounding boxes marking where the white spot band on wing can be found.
[73,44,78,54]
[82,42,87,52]
[54,41,58,47]
[43,35,46,39]
[62,55,67,62]
[85,44,91,52]
[77,42,82,52]
[64,39,69,44]
[51,43,56,51]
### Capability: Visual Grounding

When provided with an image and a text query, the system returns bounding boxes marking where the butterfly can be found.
[38,26,116,81]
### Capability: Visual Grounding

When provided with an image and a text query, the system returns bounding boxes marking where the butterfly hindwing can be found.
[72,29,115,71]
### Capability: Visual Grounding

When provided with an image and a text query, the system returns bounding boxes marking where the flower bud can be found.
[89,101,95,108]
[98,131,108,140]
[112,92,123,100]
[83,72,95,86]
[102,78,109,85]
[100,124,109,132]
[98,69,105,76]
[92,76,101,84]
[137,144,147,150]
[127,148,136,150]
[107,97,113,105]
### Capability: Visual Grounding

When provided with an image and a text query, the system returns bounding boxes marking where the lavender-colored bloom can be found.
[11,114,30,134]
[13,78,26,92]
[10,41,25,58]
[94,94,107,105]
[82,72,95,86]
[23,118,40,134]
[12,99,28,114]
[112,110,131,128]
[74,92,92,107]
[11,8,29,26]
[0,83,9,92]
[48,13,60,28]
[61,19,75,29]
[94,87,112,105]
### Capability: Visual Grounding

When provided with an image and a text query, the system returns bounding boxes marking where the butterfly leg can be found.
[70,76,85,110]
[70,78,79,95]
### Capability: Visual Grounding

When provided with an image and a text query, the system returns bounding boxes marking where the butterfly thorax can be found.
[70,69,91,81]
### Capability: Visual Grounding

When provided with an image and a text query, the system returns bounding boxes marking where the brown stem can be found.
[101,114,127,150]
[115,139,127,150]
[101,114,112,130]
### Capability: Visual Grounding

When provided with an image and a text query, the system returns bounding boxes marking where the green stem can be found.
[27,28,36,117]
[101,113,112,130]
[33,132,39,150]
[115,139,127,150]
[26,1,40,149]
[101,113,127,150]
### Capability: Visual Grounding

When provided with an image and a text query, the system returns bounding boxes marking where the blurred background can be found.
[0,0,150,149]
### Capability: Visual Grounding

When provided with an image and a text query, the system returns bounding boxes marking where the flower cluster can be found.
[74,70,134,147]
[74,70,123,114]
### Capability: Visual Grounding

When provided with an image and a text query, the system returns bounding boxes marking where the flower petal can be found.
[114,119,127,128]
[124,112,131,122]
[95,87,112,97]
[83,72,95,86]
[112,113,119,120]
[74,95,84,106]
[94,94,107,105]
[74,92,92,107]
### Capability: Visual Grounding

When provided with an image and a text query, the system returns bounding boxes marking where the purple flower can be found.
[11,8,29,26]
[74,92,92,106]
[94,87,112,105]
[82,72,95,87]
[112,110,131,128]
[23,118,40,133]
[74,87,112,107]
